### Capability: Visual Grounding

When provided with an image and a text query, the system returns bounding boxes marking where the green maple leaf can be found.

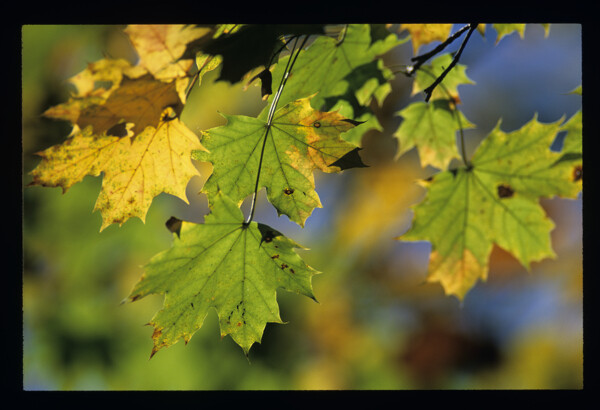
[266,24,401,111]
[411,53,475,103]
[196,24,325,84]
[560,110,582,154]
[399,115,582,300]
[128,192,318,356]
[193,96,365,227]
[263,24,403,144]
[394,100,475,170]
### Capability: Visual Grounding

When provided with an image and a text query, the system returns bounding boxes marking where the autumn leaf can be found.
[30,108,206,230]
[394,100,475,170]
[127,191,318,356]
[193,96,365,227]
[399,115,582,300]
[400,24,453,55]
[45,71,185,137]
[493,24,526,44]
[124,24,214,80]
[29,25,221,230]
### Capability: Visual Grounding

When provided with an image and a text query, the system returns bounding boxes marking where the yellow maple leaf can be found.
[30,108,206,231]
[124,24,213,80]
[29,125,125,193]
[401,24,453,54]
[29,27,222,231]
[44,59,189,135]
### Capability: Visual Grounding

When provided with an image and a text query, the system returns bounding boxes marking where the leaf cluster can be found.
[28,24,582,356]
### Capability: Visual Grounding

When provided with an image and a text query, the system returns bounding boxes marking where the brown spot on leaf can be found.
[497,184,514,199]
[573,165,582,182]
[313,121,321,128]
[290,268,295,274]
[271,254,279,259]
[237,322,242,327]
[284,187,294,195]
[281,263,288,269]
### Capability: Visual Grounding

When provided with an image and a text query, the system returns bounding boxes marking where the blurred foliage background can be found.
[22,24,583,390]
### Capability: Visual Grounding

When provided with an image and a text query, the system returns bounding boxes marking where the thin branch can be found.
[422,23,478,102]
[406,23,472,75]
[266,35,298,69]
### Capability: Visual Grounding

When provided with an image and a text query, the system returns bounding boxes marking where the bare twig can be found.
[422,23,478,102]
[406,23,473,75]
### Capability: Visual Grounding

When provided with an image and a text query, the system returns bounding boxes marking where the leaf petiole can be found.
[244,35,309,225]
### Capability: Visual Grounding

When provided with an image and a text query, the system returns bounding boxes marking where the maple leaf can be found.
[411,53,475,103]
[265,24,403,145]
[29,46,220,230]
[394,100,475,170]
[560,110,582,155]
[124,24,213,80]
[267,24,401,115]
[492,24,526,44]
[30,108,206,230]
[127,191,318,356]
[193,96,365,227]
[399,115,582,300]
[196,24,326,84]
[45,72,185,137]
[400,24,453,55]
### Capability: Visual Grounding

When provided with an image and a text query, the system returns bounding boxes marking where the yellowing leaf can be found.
[124,24,213,80]
[400,24,453,54]
[30,50,219,230]
[93,111,206,230]
[30,108,205,231]
[493,24,526,44]
[43,57,189,132]
[29,126,124,192]
[400,115,582,300]
[194,97,364,227]
[45,73,184,137]
[128,192,318,356]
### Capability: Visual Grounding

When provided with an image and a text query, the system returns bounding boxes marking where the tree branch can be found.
[422,23,478,102]
[406,23,473,75]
